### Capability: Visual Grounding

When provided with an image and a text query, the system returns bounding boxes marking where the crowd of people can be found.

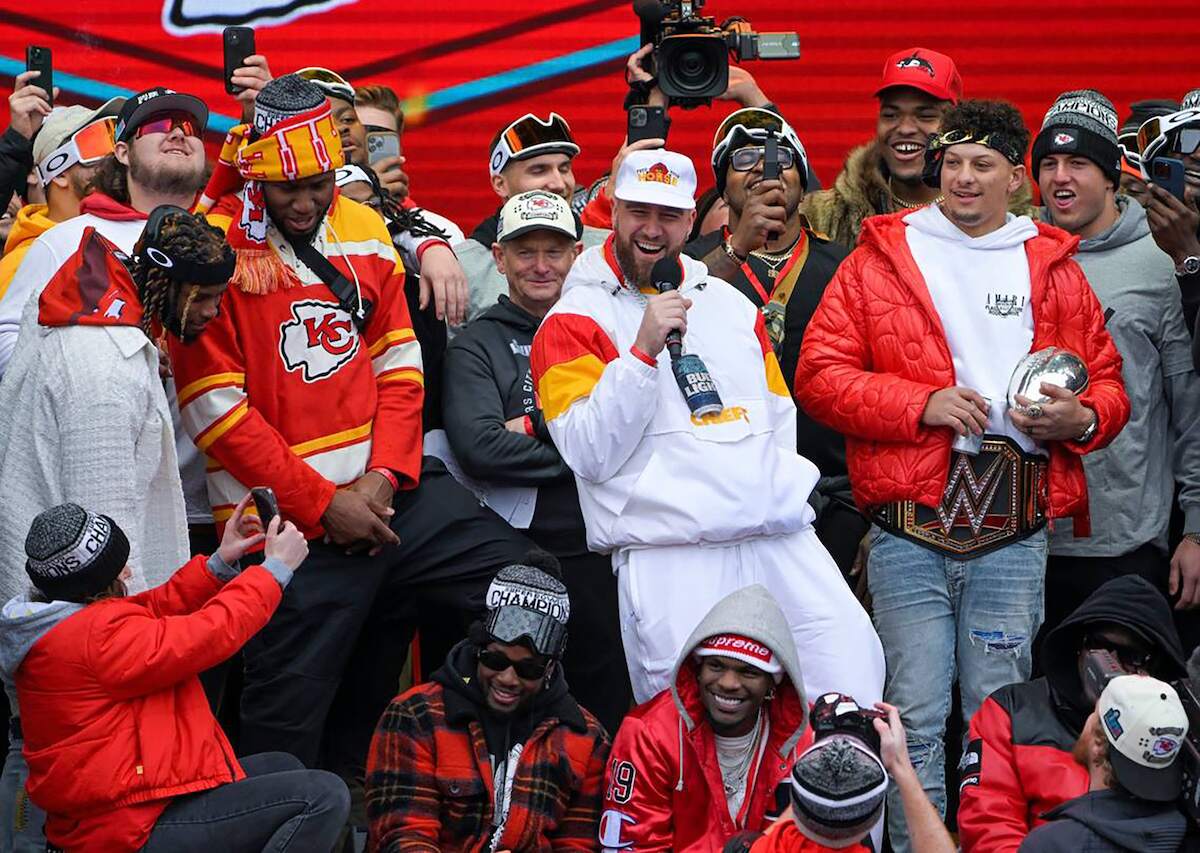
[0,35,1197,853]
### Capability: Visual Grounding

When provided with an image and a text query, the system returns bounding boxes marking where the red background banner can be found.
[2,1,1198,231]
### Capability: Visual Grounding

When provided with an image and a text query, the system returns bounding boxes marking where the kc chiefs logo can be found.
[279,299,360,382]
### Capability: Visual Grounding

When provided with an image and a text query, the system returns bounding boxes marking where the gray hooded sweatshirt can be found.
[670,583,808,758]
[0,597,83,714]
[1042,197,1200,555]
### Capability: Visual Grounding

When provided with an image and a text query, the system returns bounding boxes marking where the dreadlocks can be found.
[132,210,229,339]
[357,165,450,242]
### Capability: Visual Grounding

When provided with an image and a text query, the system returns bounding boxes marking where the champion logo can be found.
[1053,131,1076,147]
[636,162,680,186]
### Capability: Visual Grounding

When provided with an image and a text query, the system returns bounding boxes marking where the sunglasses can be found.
[135,111,201,140]
[37,116,116,185]
[1082,633,1154,671]
[478,648,550,680]
[730,146,796,172]
[295,66,356,103]
[489,112,578,176]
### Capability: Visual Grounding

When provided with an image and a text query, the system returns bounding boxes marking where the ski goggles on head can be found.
[484,603,568,659]
[294,66,356,103]
[1137,108,1200,175]
[712,107,808,184]
[133,111,202,140]
[488,112,579,176]
[37,116,116,185]
[1118,130,1143,169]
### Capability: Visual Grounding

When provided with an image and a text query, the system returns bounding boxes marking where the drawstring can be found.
[324,219,365,319]
[675,718,685,792]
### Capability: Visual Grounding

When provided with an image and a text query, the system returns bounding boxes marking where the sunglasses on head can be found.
[134,111,201,140]
[478,648,550,680]
[730,146,796,172]
[1082,632,1154,671]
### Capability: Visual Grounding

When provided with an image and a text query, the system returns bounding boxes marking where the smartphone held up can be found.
[25,45,53,107]
[223,26,256,95]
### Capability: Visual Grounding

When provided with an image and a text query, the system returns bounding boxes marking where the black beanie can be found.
[1032,89,1122,188]
[25,504,130,601]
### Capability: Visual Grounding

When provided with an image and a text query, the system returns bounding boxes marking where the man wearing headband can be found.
[1031,90,1200,636]
[169,74,530,776]
[530,147,883,711]
[365,552,609,852]
[798,99,1129,853]
[0,205,232,607]
[599,585,812,850]
[686,107,864,575]
[0,99,122,308]
[801,49,1033,249]
[457,111,609,324]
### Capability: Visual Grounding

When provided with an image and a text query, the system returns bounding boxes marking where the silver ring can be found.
[1026,403,1044,419]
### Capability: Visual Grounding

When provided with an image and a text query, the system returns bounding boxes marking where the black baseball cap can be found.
[114,87,209,142]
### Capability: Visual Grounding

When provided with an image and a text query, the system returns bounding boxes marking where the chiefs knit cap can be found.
[25,503,129,601]
[1032,89,1122,186]
[254,74,327,136]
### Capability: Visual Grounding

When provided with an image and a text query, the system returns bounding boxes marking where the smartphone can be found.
[366,130,401,165]
[626,105,669,145]
[762,130,780,181]
[223,26,256,95]
[25,46,52,107]
[1151,156,1187,203]
[250,486,279,525]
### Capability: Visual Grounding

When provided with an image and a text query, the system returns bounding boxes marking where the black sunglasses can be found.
[478,648,550,680]
[1082,632,1154,671]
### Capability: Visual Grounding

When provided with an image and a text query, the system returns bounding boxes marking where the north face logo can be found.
[279,299,360,382]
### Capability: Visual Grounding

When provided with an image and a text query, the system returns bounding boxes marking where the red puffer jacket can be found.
[795,211,1129,534]
[17,556,283,852]
[599,657,812,852]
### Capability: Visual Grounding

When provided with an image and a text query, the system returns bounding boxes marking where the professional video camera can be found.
[633,0,800,108]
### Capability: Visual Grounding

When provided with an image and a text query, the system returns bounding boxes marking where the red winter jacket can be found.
[956,681,1087,853]
[17,556,283,852]
[795,211,1129,534]
[599,658,812,852]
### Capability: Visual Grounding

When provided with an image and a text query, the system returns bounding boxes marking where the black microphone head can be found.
[651,256,682,294]
[633,0,668,23]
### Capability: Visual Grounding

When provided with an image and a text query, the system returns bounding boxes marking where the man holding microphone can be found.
[529,148,883,708]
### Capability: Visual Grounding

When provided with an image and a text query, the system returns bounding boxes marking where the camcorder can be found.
[633,0,799,108]
[810,692,887,755]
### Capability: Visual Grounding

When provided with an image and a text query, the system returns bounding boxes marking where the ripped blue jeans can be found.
[867,527,1046,853]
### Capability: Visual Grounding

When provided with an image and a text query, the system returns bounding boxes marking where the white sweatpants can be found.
[614,527,885,707]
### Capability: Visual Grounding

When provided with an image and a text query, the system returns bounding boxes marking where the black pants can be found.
[141,752,349,853]
[1033,542,1169,673]
[558,551,632,736]
[815,498,871,578]
[239,459,531,768]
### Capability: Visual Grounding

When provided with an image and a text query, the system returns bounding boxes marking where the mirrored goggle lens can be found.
[135,112,200,139]
[1137,116,1167,157]
[295,67,355,101]
[477,649,549,680]
[503,113,574,154]
[72,117,117,162]
[1177,128,1200,157]
[730,146,795,171]
[714,108,783,146]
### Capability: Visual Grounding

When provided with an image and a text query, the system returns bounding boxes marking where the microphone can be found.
[633,0,668,47]
[651,256,684,360]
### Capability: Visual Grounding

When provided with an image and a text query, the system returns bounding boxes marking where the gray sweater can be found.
[1044,198,1200,555]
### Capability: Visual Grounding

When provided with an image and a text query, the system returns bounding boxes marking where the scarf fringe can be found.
[232,250,293,295]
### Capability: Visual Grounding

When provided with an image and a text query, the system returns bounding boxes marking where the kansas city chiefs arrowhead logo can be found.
[279,299,360,382]
[1053,131,1076,147]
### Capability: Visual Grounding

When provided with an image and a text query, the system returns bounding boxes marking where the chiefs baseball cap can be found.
[114,87,209,142]
[875,48,962,104]
[497,190,580,242]
[613,149,697,211]
[1098,675,1189,802]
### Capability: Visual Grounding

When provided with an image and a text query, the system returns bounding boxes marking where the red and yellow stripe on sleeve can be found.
[369,327,424,388]
[754,311,790,398]
[530,313,620,422]
[177,371,250,453]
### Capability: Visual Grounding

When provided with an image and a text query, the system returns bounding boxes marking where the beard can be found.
[128,144,205,200]
[612,232,649,288]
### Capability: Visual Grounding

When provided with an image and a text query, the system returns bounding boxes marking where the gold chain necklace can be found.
[889,177,942,211]
[749,232,802,265]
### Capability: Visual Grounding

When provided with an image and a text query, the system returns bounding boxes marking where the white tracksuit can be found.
[530,242,884,704]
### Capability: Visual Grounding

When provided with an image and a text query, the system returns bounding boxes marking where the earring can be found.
[765,688,776,701]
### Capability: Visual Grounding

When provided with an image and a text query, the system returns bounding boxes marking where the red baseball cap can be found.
[874,48,962,104]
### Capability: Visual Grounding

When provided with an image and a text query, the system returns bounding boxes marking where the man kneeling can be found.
[0,495,349,852]
[365,552,610,852]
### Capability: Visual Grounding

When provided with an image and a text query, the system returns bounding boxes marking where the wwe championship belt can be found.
[873,436,1048,560]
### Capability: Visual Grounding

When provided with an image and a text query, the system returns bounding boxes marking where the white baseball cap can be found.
[1098,675,1189,802]
[612,149,697,211]
[497,190,579,242]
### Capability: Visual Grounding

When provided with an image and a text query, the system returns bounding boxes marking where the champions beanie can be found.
[1032,89,1122,187]
[25,504,129,601]
[790,735,888,848]
[254,74,328,136]
[483,562,571,658]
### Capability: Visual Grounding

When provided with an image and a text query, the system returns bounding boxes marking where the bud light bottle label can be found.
[672,353,723,417]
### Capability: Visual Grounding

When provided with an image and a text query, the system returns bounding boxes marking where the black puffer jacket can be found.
[442,296,587,555]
